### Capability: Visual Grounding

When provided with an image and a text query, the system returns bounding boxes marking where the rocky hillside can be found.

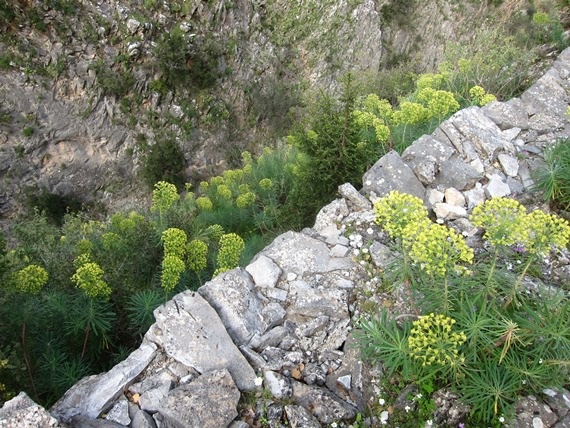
[0,0,545,221]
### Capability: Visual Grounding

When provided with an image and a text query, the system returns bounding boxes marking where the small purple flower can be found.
[512,243,526,254]
[458,424,465,428]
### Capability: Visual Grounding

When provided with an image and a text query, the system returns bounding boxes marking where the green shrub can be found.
[140,137,186,190]
[90,60,135,98]
[356,193,570,425]
[532,138,570,210]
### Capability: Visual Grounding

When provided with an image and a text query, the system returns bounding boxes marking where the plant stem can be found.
[506,255,535,308]
[21,321,38,399]
[486,249,499,297]
[81,324,91,360]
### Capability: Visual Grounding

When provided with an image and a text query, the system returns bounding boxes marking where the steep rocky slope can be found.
[1,0,529,220]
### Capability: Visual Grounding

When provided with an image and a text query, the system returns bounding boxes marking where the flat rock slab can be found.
[199,269,268,346]
[145,290,256,391]
[51,340,157,423]
[291,379,357,424]
[362,150,426,202]
[261,231,331,276]
[157,369,240,428]
[1,392,62,427]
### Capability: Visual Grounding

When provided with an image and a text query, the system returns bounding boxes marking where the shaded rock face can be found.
[0,0,384,219]
[3,48,570,428]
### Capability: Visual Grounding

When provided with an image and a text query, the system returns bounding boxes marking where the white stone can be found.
[126,18,140,34]
[444,187,466,207]
[426,188,444,206]
[433,203,467,221]
[469,158,485,174]
[263,371,291,399]
[532,417,544,428]
[246,255,282,289]
[485,174,511,198]
[380,411,389,424]
[266,287,288,302]
[330,244,350,258]
[337,375,351,390]
[464,184,486,210]
[502,127,521,143]
[498,153,519,177]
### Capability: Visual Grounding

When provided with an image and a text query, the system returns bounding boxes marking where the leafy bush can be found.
[356,192,570,425]
[140,137,186,190]
[532,138,570,210]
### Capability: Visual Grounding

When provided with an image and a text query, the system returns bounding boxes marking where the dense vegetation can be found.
[0,0,569,424]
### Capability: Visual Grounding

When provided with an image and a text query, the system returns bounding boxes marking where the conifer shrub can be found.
[140,137,186,190]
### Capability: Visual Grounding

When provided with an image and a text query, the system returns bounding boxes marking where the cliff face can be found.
[0,0,529,218]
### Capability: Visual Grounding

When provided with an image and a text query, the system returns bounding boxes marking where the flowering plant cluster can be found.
[359,193,570,425]
[71,258,112,300]
[214,233,245,276]
[13,264,49,295]
[408,313,466,367]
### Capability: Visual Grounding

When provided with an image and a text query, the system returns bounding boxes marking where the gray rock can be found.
[290,380,357,424]
[401,135,455,185]
[319,224,342,245]
[284,405,321,428]
[199,269,267,346]
[433,202,467,221]
[128,403,156,428]
[261,231,331,276]
[485,174,511,198]
[104,397,130,426]
[330,244,350,258]
[338,183,372,210]
[498,153,520,177]
[427,188,445,206]
[158,369,240,428]
[250,326,289,351]
[246,255,282,289]
[0,392,62,427]
[481,98,530,130]
[369,241,397,269]
[263,370,292,399]
[434,157,483,190]
[286,283,348,323]
[432,389,471,426]
[542,387,570,418]
[126,18,141,34]
[463,183,486,210]
[511,395,559,428]
[444,187,466,207]
[145,291,256,391]
[522,73,569,118]
[450,106,511,160]
[362,150,426,202]
[313,199,349,232]
[51,341,157,423]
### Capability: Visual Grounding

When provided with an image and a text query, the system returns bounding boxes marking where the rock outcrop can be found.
[2,43,570,428]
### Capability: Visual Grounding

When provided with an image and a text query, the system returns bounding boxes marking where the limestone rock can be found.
[433,157,483,191]
[338,183,372,210]
[450,106,513,160]
[246,254,282,289]
[199,269,268,346]
[145,291,256,391]
[433,202,467,221]
[263,370,292,399]
[261,231,331,276]
[485,174,511,198]
[284,405,321,428]
[291,380,357,424]
[401,135,455,185]
[511,395,559,428]
[362,150,426,203]
[444,187,466,207]
[481,98,530,130]
[0,392,62,427]
[104,397,130,426]
[157,369,240,428]
[51,341,157,423]
[498,153,520,177]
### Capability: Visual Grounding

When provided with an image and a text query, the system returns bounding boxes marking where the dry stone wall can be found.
[2,47,570,428]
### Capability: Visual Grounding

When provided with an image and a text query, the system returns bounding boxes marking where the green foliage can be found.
[532,138,570,210]
[13,265,49,294]
[358,194,570,424]
[71,259,112,300]
[141,138,186,190]
[22,126,34,137]
[25,188,83,226]
[126,290,163,335]
[287,74,376,223]
[160,255,185,293]
[153,30,222,90]
[214,233,245,276]
[440,25,541,100]
[90,60,135,98]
